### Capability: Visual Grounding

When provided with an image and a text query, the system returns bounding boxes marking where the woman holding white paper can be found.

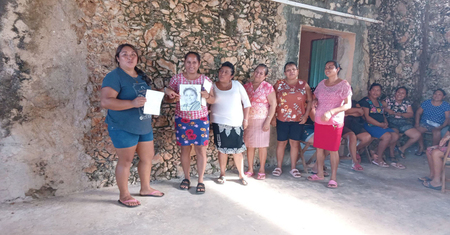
[165,52,215,194]
[101,44,163,208]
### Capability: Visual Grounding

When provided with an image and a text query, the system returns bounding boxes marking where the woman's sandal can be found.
[352,163,364,171]
[244,171,254,177]
[196,183,205,194]
[395,146,406,159]
[390,162,406,170]
[272,167,282,177]
[217,176,226,184]
[180,179,190,190]
[327,180,338,188]
[307,174,324,181]
[239,178,248,186]
[256,173,266,180]
[418,176,432,182]
[289,169,302,178]
[371,152,389,168]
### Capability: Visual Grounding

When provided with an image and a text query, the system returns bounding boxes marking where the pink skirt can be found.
[244,119,270,148]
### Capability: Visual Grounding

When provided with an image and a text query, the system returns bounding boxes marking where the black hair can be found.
[395,86,408,95]
[220,61,235,76]
[284,62,297,72]
[115,43,151,86]
[369,83,382,91]
[183,87,198,97]
[255,64,269,76]
[325,60,342,74]
[434,88,447,96]
[184,51,201,62]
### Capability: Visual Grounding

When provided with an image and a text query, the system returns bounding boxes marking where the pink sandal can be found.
[307,174,324,181]
[352,163,364,171]
[256,173,266,180]
[327,180,338,188]
[244,171,254,177]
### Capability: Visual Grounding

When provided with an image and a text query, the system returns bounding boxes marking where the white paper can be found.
[202,80,213,106]
[179,84,202,111]
[143,89,165,115]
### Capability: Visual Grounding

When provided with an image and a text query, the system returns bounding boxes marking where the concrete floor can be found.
[1,150,450,235]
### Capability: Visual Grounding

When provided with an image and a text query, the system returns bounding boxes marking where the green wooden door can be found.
[308,38,336,88]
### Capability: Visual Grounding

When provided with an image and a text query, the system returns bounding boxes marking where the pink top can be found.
[244,81,275,119]
[314,79,352,125]
[274,79,308,122]
[168,73,211,119]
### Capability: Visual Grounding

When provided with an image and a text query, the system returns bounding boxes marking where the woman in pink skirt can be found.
[307,60,352,188]
[243,64,277,180]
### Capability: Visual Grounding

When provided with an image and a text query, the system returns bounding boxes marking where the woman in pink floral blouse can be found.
[243,64,277,180]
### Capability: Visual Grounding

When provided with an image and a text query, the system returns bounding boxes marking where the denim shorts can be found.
[107,126,153,148]
[276,119,303,141]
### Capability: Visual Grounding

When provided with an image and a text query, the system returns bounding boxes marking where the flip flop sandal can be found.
[217,176,226,184]
[307,174,324,181]
[422,181,442,190]
[239,178,248,186]
[256,173,266,180]
[196,183,206,194]
[418,176,432,182]
[139,190,164,197]
[327,180,338,188]
[180,179,190,190]
[415,150,424,156]
[289,169,302,178]
[395,146,406,159]
[309,170,330,177]
[352,163,364,171]
[372,160,389,168]
[390,162,406,170]
[356,153,362,164]
[272,167,282,177]
[118,199,140,208]
[244,171,254,177]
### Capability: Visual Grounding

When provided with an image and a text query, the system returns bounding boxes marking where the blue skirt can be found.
[363,123,394,138]
[175,116,210,146]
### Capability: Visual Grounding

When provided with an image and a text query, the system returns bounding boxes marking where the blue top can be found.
[101,67,152,135]
[420,99,450,125]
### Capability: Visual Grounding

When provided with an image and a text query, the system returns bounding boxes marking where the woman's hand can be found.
[270,118,277,127]
[321,110,332,122]
[131,96,147,108]
[386,109,395,115]
[165,88,180,101]
[200,90,210,99]
[243,119,248,129]
[380,122,389,129]
[299,115,307,124]
[439,135,450,147]
[262,119,270,132]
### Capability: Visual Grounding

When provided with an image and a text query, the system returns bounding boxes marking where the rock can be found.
[251,41,261,50]
[151,1,159,8]
[221,57,238,64]
[237,19,251,33]
[157,58,177,74]
[397,2,407,16]
[144,22,165,45]
[201,17,213,24]
[154,115,169,127]
[399,32,409,43]
[164,39,174,48]
[152,154,164,164]
[208,0,220,7]
[395,63,403,74]
[203,53,215,66]
[84,164,97,173]
[169,0,176,9]
[189,3,203,13]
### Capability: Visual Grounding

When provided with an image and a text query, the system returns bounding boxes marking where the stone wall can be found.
[3,0,422,202]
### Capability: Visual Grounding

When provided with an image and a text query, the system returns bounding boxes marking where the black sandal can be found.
[196,183,205,194]
[180,179,190,190]
[239,178,248,186]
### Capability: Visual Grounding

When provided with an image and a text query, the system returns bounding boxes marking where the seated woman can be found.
[415,89,450,155]
[342,100,373,171]
[211,62,251,185]
[382,86,421,158]
[420,131,450,190]
[359,83,404,169]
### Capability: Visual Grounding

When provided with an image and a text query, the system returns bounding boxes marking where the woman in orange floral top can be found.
[271,62,312,178]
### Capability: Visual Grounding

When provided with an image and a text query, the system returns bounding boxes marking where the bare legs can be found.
[398,128,421,153]
[276,139,300,171]
[219,152,245,179]
[425,149,445,187]
[180,145,207,183]
[417,127,441,153]
[115,141,159,206]
[375,132,398,162]
[246,147,268,174]
[316,148,339,181]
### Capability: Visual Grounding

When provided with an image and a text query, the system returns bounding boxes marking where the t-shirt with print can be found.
[168,73,211,120]
[420,99,450,125]
[314,80,352,125]
[244,81,274,120]
[385,97,411,118]
[359,97,384,123]
[274,79,308,122]
[101,67,152,135]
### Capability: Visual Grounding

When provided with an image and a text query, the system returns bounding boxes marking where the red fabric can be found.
[313,123,343,151]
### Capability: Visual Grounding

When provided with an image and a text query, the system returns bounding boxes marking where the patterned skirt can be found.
[175,116,210,146]
[243,118,270,148]
[212,123,246,154]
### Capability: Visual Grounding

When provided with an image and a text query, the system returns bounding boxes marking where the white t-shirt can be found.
[211,80,251,127]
